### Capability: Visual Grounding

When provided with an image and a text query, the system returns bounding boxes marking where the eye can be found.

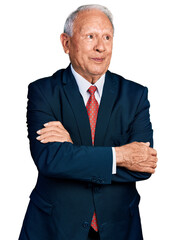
[105,35,110,40]
[87,34,94,39]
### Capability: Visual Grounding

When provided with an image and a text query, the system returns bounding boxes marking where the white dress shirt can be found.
[71,65,116,174]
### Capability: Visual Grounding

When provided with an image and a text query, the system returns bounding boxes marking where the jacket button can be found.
[97,178,103,184]
[91,177,97,183]
[82,221,89,228]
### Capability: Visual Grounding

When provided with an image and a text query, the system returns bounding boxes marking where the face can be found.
[60,9,114,83]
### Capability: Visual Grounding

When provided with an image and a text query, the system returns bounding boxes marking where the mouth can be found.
[91,58,105,63]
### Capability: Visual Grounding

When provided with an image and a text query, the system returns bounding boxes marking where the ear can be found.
[60,33,70,54]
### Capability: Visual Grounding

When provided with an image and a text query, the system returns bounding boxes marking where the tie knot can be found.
[88,86,97,95]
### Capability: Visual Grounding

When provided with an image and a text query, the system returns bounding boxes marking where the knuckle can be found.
[39,129,44,134]
[149,168,155,174]
[153,163,157,168]
[50,121,56,125]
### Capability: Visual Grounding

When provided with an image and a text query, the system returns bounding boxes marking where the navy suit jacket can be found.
[19,65,153,240]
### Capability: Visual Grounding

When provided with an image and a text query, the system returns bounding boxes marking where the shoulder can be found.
[27,68,67,101]
[107,70,149,107]
[107,70,148,99]
[28,68,65,90]
[108,70,146,90]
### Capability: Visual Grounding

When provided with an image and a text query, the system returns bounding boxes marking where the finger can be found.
[137,160,157,169]
[36,131,63,141]
[139,166,156,174]
[148,160,157,169]
[39,135,69,143]
[145,167,155,174]
[146,157,158,166]
[37,126,65,135]
[149,147,157,156]
[131,166,155,174]
[44,121,64,128]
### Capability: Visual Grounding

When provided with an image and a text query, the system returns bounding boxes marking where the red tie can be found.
[86,86,99,232]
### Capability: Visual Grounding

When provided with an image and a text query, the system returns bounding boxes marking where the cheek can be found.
[75,47,91,63]
[106,47,113,60]
[80,41,94,52]
[74,42,88,54]
[71,44,79,54]
[107,43,113,53]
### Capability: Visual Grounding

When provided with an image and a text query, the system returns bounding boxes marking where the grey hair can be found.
[64,4,114,36]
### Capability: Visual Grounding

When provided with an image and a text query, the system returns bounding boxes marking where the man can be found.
[19,4,157,240]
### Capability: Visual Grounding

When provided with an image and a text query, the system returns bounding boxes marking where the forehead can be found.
[73,9,113,34]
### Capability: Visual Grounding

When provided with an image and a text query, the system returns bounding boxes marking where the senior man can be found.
[19,4,157,240]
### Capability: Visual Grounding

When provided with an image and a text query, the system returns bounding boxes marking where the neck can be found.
[89,78,99,84]
[71,65,104,84]
[78,72,101,84]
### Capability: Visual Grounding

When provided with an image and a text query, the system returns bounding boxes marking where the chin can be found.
[89,65,107,75]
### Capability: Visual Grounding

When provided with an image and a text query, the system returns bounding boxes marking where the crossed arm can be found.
[36,121,158,174]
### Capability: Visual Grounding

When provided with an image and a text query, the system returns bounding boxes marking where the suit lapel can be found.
[94,71,120,146]
[62,66,92,146]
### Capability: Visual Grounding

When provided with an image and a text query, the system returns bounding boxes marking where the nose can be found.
[94,37,105,53]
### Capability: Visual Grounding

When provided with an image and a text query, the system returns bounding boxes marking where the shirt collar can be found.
[71,64,105,98]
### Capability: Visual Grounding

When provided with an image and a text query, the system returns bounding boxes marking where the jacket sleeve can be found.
[112,87,153,183]
[27,81,113,184]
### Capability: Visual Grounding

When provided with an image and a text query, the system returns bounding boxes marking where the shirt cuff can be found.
[112,147,116,174]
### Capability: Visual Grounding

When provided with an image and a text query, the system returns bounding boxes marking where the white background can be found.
[0,0,176,239]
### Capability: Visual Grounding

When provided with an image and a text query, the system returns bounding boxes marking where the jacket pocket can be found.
[129,192,141,216]
[29,189,53,215]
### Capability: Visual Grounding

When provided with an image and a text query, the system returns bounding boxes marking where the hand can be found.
[115,142,157,174]
[36,121,73,144]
